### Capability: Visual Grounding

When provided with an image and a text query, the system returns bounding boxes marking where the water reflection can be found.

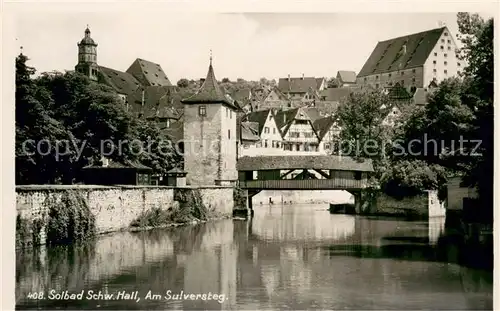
[16,204,492,310]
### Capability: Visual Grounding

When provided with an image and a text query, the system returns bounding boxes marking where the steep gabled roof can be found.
[98,66,142,96]
[278,77,319,93]
[127,85,183,118]
[240,121,261,142]
[274,108,299,133]
[316,77,326,89]
[242,109,272,135]
[337,71,357,84]
[181,60,236,108]
[126,58,172,87]
[312,116,336,141]
[358,27,446,77]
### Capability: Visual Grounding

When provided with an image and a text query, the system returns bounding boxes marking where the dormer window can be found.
[444,32,448,36]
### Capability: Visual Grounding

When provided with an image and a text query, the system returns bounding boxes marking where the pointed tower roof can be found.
[79,25,97,46]
[182,55,236,108]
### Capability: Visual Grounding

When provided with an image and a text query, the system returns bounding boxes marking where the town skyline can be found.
[14,11,493,83]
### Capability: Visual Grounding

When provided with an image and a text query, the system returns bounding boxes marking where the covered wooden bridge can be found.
[237,155,374,191]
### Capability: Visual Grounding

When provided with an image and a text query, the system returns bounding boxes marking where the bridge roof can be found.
[237,155,374,172]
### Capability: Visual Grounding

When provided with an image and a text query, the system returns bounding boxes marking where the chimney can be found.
[200,78,205,83]
[301,73,304,80]
[283,113,286,124]
[287,74,291,82]
[402,44,407,55]
[141,89,145,106]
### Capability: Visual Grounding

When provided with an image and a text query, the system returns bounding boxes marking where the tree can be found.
[133,120,181,174]
[15,54,76,184]
[176,78,189,88]
[456,13,494,220]
[332,90,395,185]
[221,77,230,83]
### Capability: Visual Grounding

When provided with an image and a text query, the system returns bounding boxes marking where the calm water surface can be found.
[16,204,493,310]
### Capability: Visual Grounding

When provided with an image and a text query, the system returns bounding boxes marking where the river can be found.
[16,203,493,310]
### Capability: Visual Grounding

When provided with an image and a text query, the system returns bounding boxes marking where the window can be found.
[228,129,231,139]
[440,46,444,50]
[324,143,331,150]
[444,32,448,36]
[401,71,404,75]
[364,77,367,82]
[230,110,232,119]
[199,106,206,116]
[376,75,379,80]
[284,144,292,151]
[444,70,448,74]
[354,172,362,180]
[433,60,437,65]
[264,140,268,148]
[273,128,276,134]
[433,69,437,73]
[412,77,416,83]
[434,52,438,56]
[444,61,448,65]
[226,107,228,117]
[412,69,416,73]
[441,39,445,43]
[448,46,451,50]
[375,83,379,89]
[458,62,461,67]
[272,141,275,148]
[388,73,392,77]
[447,39,451,44]
[264,127,270,133]
[444,53,448,57]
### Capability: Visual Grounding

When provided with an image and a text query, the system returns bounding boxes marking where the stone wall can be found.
[372,190,445,218]
[16,185,234,247]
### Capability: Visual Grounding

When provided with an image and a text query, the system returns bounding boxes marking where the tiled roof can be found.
[98,66,142,96]
[413,88,427,105]
[312,116,336,140]
[358,27,446,77]
[127,85,183,118]
[387,84,412,100]
[240,121,261,142]
[126,58,172,87]
[274,108,299,134]
[232,88,252,102]
[314,101,341,116]
[278,77,319,93]
[237,155,374,172]
[161,119,184,144]
[182,60,236,108]
[337,71,357,84]
[242,109,272,135]
[320,87,354,102]
[316,77,326,89]
[302,107,322,122]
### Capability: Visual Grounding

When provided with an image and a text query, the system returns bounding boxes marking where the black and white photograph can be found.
[4,3,496,310]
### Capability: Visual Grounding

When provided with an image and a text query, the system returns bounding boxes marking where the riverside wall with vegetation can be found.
[16,185,235,249]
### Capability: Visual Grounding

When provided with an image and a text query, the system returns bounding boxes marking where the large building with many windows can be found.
[356,26,463,92]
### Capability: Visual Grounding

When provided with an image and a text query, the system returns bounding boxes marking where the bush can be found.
[45,190,96,245]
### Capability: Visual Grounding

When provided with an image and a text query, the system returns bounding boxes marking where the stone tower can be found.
[75,26,99,81]
[181,56,238,186]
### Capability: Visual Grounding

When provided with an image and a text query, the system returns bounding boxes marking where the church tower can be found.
[181,54,238,186]
[75,26,99,81]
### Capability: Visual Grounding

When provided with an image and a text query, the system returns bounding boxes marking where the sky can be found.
[13,10,494,83]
